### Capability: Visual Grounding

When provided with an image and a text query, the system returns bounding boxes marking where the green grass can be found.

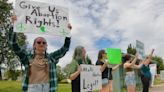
[58,83,71,92]
[0,81,100,92]
[0,81,72,92]
[0,81,101,92]
[0,81,21,92]
[2,79,162,92]
[154,78,161,85]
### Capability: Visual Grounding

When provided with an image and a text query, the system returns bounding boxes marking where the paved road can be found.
[149,84,164,92]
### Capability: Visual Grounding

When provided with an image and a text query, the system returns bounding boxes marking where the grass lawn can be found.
[0,81,21,92]
[0,81,100,92]
[1,78,162,92]
[58,83,71,92]
[0,81,72,92]
[154,78,161,85]
[0,81,101,92]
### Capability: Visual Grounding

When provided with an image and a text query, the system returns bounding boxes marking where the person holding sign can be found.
[133,49,155,92]
[96,49,120,92]
[123,53,138,92]
[10,15,72,92]
[69,46,92,92]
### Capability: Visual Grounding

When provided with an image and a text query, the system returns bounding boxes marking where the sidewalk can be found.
[149,83,164,92]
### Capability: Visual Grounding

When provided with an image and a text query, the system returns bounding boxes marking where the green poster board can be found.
[105,48,122,64]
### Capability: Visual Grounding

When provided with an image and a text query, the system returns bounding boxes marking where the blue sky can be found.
[95,37,113,49]
[10,0,164,67]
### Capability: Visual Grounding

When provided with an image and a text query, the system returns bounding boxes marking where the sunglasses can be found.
[36,41,47,45]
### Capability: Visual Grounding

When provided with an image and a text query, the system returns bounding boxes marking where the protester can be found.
[10,15,72,92]
[69,46,92,92]
[96,49,120,92]
[134,49,155,92]
[124,53,138,92]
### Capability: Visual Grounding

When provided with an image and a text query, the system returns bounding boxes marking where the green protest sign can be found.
[105,48,122,64]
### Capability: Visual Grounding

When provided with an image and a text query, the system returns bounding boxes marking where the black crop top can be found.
[96,60,113,80]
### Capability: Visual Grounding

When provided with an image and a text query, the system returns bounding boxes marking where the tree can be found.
[56,65,65,82]
[0,0,13,80]
[0,0,27,80]
[5,69,20,80]
[63,63,71,79]
[0,0,12,25]
[127,44,137,55]
[152,56,164,74]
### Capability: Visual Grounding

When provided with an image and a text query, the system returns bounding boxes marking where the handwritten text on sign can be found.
[14,0,70,37]
[80,64,102,92]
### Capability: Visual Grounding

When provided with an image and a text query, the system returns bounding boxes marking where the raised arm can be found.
[8,16,28,65]
[124,54,138,68]
[50,37,71,60]
[133,61,144,69]
[50,24,72,61]
[143,49,154,66]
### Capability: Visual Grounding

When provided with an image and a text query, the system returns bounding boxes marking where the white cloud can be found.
[10,0,164,67]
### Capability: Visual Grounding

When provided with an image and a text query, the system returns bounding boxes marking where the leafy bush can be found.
[5,70,20,80]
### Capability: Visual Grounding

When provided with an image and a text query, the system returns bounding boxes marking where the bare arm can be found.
[70,66,81,80]
[100,61,108,72]
[112,64,120,71]
[134,49,154,68]
[133,62,143,69]
[124,54,138,68]
[144,49,154,66]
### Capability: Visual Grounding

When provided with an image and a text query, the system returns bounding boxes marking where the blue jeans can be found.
[28,83,49,92]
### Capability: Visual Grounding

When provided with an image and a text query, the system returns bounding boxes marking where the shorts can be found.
[125,72,136,86]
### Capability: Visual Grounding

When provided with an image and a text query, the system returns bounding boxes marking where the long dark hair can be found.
[125,54,131,61]
[73,45,84,61]
[98,49,106,61]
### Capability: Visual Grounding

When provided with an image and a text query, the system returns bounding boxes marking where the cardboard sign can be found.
[136,40,145,59]
[80,64,102,92]
[105,48,122,64]
[160,70,164,81]
[14,0,70,37]
[150,64,157,75]
[150,64,157,86]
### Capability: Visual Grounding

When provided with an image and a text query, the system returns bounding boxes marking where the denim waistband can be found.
[28,83,49,87]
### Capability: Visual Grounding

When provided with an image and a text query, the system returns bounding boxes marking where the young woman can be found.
[69,46,92,92]
[10,15,72,92]
[124,53,138,92]
[96,49,120,92]
[134,49,154,92]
